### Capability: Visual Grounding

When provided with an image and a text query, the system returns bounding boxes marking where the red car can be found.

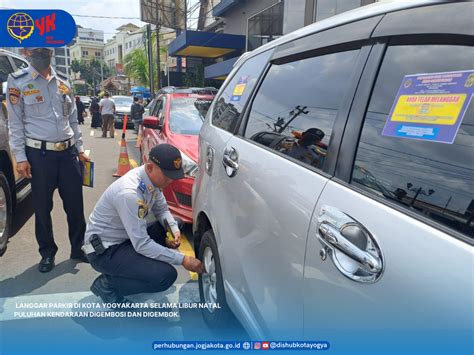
[140,87,216,224]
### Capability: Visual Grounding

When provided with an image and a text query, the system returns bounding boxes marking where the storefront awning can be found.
[204,56,239,80]
[168,30,245,58]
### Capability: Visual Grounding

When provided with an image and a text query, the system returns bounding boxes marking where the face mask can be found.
[29,50,51,71]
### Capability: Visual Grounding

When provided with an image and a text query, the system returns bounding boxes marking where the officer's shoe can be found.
[90,275,131,305]
[38,257,55,273]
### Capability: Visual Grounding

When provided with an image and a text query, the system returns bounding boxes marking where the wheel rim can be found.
[202,246,217,312]
[0,184,7,241]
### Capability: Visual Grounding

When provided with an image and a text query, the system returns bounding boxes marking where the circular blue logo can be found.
[7,12,35,43]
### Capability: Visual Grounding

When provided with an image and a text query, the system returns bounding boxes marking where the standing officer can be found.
[83,144,204,304]
[7,47,90,273]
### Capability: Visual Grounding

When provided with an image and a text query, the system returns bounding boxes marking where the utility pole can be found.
[146,24,155,98]
[278,105,309,133]
[156,25,161,89]
[197,0,209,30]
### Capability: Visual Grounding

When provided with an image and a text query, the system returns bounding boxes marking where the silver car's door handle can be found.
[318,222,382,273]
[223,147,239,177]
[317,206,384,283]
[223,155,239,170]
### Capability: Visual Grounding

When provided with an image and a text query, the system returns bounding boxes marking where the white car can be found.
[112,95,134,129]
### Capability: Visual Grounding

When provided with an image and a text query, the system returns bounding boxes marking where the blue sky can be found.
[1,0,200,40]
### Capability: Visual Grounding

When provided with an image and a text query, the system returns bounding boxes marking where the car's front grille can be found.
[175,192,192,207]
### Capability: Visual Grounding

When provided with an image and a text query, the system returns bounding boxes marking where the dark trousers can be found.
[87,221,179,296]
[26,146,86,258]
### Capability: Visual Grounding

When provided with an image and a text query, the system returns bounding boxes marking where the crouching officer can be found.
[83,144,205,304]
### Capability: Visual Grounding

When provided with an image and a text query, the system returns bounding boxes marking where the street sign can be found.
[140,0,186,30]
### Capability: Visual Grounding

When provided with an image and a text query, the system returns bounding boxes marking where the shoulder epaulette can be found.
[10,68,28,79]
[138,180,146,194]
[56,71,69,81]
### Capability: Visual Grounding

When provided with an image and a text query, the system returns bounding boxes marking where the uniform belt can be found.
[81,241,117,255]
[25,137,76,151]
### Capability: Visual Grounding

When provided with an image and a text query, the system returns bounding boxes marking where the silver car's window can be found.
[12,57,28,70]
[352,43,474,239]
[0,56,13,83]
[244,49,360,171]
[212,50,272,133]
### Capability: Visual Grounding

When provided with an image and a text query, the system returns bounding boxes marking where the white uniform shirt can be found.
[85,166,184,265]
[6,66,84,162]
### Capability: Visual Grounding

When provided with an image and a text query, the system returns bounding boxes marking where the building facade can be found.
[169,0,379,81]
[69,26,105,62]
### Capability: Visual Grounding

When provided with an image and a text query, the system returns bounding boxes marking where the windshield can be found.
[169,97,213,135]
[113,96,133,106]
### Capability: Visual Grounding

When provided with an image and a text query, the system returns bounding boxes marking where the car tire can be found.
[198,229,232,329]
[0,171,12,256]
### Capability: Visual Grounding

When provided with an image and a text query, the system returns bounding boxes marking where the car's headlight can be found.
[180,150,198,178]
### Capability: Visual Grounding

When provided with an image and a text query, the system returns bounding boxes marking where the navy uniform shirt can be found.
[6,65,84,162]
[85,166,185,265]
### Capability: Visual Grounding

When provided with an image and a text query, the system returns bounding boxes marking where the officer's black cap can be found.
[303,128,325,141]
[149,144,185,180]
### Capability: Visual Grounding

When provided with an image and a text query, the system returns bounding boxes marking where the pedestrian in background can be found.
[76,96,85,125]
[6,47,90,272]
[90,97,102,128]
[130,96,144,134]
[99,92,115,138]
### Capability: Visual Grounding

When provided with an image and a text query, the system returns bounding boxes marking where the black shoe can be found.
[90,275,131,305]
[38,257,55,273]
[70,251,89,263]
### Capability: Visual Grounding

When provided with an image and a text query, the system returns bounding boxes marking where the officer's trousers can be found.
[26,146,86,258]
[87,221,178,296]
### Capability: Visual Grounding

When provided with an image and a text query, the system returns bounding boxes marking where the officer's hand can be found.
[165,237,180,249]
[79,152,91,163]
[173,231,181,246]
[182,255,205,274]
[16,161,32,179]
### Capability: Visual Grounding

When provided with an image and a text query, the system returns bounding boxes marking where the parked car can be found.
[140,87,215,224]
[112,95,134,129]
[0,49,31,256]
[192,1,473,352]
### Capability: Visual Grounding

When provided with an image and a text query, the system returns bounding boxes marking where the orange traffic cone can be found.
[135,124,142,148]
[113,135,131,177]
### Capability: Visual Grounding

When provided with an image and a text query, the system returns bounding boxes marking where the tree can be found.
[70,58,113,94]
[124,49,151,86]
[124,31,168,90]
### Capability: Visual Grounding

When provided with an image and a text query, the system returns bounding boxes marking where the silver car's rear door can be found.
[304,6,474,351]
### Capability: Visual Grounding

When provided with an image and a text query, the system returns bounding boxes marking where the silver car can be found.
[0,49,31,256]
[192,1,473,352]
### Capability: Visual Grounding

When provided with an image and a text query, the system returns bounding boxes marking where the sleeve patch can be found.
[8,88,20,105]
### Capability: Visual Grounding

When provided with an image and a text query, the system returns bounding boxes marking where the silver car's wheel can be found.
[0,172,12,256]
[198,229,232,328]
[202,246,218,312]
